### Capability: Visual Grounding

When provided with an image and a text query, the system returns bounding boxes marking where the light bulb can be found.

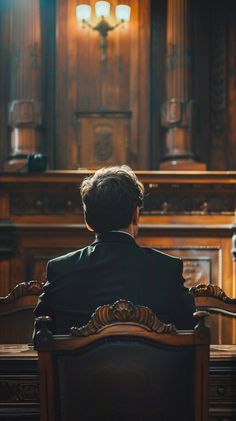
[95,1,110,18]
[115,5,131,21]
[76,4,91,21]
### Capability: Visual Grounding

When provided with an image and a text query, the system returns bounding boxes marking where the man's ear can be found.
[85,222,94,232]
[83,209,94,232]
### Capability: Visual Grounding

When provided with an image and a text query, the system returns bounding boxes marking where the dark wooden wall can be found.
[0,0,236,170]
[0,0,10,170]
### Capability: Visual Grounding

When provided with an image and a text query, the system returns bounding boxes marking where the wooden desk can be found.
[0,345,235,420]
[210,345,236,420]
[0,345,39,420]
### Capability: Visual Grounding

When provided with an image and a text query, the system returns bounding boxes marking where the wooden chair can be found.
[35,300,210,421]
[0,280,43,343]
[190,283,236,344]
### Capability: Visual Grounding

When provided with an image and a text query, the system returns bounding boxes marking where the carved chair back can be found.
[190,284,236,344]
[35,300,210,421]
[0,280,43,343]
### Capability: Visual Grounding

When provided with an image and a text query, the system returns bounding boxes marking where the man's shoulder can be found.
[48,245,92,268]
[141,247,181,266]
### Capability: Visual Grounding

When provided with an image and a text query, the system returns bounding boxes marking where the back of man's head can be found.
[80,166,144,234]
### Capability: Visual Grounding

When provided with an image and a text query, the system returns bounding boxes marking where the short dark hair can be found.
[80,166,144,234]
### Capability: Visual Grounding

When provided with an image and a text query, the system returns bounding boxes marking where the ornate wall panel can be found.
[76,112,131,168]
[138,233,234,344]
[159,248,220,289]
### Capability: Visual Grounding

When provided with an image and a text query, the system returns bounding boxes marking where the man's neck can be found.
[109,228,134,238]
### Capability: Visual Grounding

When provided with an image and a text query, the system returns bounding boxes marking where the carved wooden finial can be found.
[71,299,176,337]
[190,283,236,305]
[193,311,210,342]
[34,316,53,351]
[0,280,43,304]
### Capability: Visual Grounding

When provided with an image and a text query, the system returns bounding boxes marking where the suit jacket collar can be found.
[91,231,138,246]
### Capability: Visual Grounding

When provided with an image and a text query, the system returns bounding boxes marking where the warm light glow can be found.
[76,4,91,21]
[76,2,131,62]
[95,1,110,18]
[115,5,131,21]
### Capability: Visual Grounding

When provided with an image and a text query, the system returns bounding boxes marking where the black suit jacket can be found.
[34,232,195,334]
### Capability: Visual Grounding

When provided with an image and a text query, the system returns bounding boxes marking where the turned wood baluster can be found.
[161,0,206,170]
[5,0,42,171]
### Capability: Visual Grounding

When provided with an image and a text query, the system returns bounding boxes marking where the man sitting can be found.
[34,166,195,335]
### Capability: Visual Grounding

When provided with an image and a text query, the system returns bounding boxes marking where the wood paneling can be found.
[228,0,236,171]
[0,171,236,343]
[56,0,150,169]
[192,0,210,164]
[40,0,56,167]
[138,233,235,344]
[0,1,10,169]
[209,0,228,170]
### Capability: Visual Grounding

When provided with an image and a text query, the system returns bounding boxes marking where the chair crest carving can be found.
[190,283,236,305]
[0,280,43,304]
[71,299,176,336]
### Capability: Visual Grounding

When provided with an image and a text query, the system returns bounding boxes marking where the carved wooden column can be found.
[232,233,236,293]
[161,0,206,170]
[4,0,42,171]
